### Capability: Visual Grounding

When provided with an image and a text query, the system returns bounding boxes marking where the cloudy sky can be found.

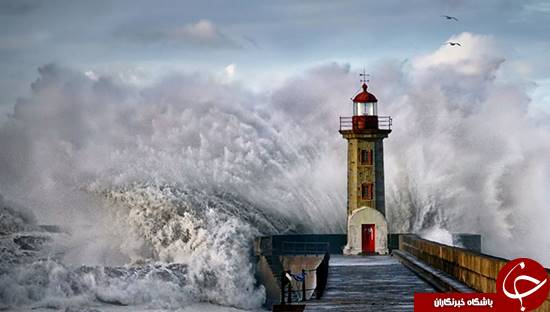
[1,0,550,114]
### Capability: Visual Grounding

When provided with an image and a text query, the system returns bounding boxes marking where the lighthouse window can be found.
[361,183,373,200]
[360,149,373,165]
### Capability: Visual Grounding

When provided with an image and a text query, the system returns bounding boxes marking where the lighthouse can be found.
[340,81,391,255]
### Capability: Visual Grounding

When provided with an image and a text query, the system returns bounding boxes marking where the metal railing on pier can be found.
[279,242,329,255]
[279,252,330,305]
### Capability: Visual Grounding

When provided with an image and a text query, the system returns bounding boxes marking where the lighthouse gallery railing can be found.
[339,116,392,131]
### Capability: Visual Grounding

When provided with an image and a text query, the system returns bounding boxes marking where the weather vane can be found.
[359,67,370,84]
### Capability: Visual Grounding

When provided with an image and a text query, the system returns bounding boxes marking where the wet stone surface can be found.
[305,255,436,311]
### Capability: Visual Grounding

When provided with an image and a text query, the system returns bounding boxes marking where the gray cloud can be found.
[116,19,241,49]
[1,1,549,113]
[0,0,39,15]
[523,1,550,14]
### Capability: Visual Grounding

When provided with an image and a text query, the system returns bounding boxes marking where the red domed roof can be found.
[353,83,377,103]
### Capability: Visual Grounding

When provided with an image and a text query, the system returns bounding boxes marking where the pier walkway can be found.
[304,255,436,311]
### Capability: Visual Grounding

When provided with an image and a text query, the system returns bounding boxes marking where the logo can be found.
[496,258,550,311]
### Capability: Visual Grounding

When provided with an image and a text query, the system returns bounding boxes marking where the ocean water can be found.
[0,187,289,311]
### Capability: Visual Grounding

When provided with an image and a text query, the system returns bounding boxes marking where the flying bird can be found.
[447,42,462,47]
[441,15,459,21]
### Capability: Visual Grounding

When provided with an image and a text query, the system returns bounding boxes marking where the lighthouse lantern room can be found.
[339,81,391,255]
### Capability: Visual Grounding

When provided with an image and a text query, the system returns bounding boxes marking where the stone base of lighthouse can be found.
[343,207,388,255]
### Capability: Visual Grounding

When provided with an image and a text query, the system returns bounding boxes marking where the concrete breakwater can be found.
[397,234,550,312]
[253,235,345,307]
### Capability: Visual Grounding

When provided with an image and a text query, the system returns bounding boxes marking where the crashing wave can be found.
[0,185,295,311]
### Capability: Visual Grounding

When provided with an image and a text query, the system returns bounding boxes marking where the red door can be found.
[362,224,375,254]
